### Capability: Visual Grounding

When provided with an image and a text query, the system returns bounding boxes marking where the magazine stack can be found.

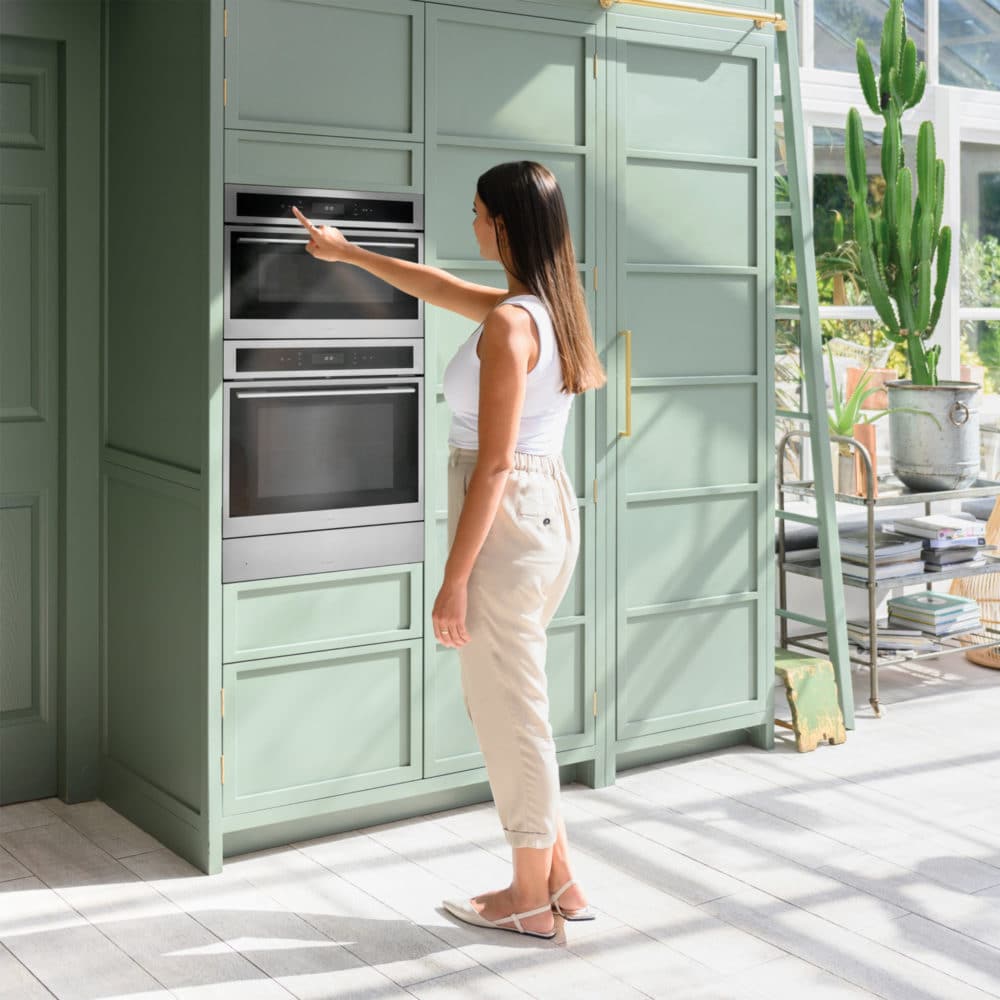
[837,529,925,582]
[846,618,940,653]
[888,514,988,571]
[886,592,981,638]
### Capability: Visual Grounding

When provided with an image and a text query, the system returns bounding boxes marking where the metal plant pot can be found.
[886,380,981,492]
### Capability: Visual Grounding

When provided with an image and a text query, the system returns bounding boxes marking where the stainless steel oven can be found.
[224,185,423,340]
[222,340,424,583]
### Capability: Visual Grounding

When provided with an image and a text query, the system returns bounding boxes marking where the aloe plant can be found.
[845,0,951,385]
[827,346,939,442]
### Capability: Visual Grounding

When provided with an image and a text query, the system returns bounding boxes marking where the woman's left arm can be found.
[432,305,534,648]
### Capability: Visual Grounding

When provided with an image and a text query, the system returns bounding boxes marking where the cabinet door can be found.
[222,640,421,815]
[609,19,774,745]
[423,6,599,776]
[226,0,423,141]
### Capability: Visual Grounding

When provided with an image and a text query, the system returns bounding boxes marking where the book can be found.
[887,592,979,617]
[923,552,985,568]
[923,536,987,550]
[839,530,925,561]
[784,547,821,563]
[890,515,986,540]
[851,634,941,651]
[841,560,926,581]
[848,618,922,637]
[889,614,981,637]
[888,605,980,626]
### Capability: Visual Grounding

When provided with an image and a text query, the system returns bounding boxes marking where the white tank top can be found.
[442,294,575,456]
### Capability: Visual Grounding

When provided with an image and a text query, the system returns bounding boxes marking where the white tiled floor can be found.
[3,650,1000,999]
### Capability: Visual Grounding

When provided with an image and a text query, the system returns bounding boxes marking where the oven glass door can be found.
[225,226,422,338]
[224,378,422,537]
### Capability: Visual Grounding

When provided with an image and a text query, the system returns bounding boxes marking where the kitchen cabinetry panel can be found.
[617,602,758,741]
[223,639,422,814]
[430,7,590,147]
[609,19,773,753]
[223,564,422,663]
[624,272,757,377]
[626,385,758,492]
[224,131,422,193]
[226,0,423,141]
[624,159,756,267]
[622,494,756,607]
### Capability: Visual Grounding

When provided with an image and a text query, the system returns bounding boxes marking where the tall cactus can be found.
[845,0,948,385]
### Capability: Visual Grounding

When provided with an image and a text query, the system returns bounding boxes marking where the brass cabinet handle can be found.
[619,329,632,438]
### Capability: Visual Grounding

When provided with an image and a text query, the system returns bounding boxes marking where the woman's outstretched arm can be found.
[293,206,505,322]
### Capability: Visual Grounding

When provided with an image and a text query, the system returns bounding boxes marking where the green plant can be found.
[845,0,951,386]
[826,346,938,445]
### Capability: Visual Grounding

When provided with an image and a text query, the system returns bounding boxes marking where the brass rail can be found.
[599,0,786,31]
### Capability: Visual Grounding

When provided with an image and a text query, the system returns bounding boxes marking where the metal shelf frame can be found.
[778,433,1000,716]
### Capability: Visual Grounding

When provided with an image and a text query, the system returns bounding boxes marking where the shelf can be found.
[784,553,1000,589]
[785,625,1000,670]
[780,476,1000,507]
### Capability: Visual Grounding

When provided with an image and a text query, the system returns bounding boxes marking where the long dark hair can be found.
[476,161,606,394]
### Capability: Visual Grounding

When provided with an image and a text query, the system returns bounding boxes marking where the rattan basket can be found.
[950,497,1000,669]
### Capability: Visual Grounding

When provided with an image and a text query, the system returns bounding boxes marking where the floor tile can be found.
[856,912,1000,995]
[703,885,995,1000]
[0,818,137,889]
[0,846,30,884]
[43,799,163,859]
[0,802,57,835]
[0,943,56,1000]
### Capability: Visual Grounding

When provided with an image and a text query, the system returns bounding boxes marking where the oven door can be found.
[223,377,423,538]
[224,226,423,339]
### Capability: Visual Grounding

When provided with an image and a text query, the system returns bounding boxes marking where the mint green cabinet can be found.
[225,0,424,141]
[222,639,422,815]
[423,5,599,777]
[224,132,423,193]
[606,18,774,750]
[223,564,422,662]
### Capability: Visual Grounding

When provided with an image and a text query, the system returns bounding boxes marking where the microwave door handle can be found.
[235,388,416,399]
[236,237,310,245]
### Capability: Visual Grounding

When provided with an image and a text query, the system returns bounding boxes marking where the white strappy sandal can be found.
[550,879,596,921]
[442,897,557,939]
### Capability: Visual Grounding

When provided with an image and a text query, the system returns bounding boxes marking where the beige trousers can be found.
[447,446,580,849]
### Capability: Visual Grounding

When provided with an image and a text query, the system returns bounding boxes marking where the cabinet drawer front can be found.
[226,0,423,140]
[224,132,422,192]
[223,564,422,662]
[223,640,422,815]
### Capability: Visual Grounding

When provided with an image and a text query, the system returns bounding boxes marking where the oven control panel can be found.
[224,340,423,379]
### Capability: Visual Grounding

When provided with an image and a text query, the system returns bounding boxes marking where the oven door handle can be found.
[235,388,417,399]
[235,236,415,250]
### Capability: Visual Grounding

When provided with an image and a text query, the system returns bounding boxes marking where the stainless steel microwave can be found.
[223,185,424,340]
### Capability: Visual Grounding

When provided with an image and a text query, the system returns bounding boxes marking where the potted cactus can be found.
[846,0,980,491]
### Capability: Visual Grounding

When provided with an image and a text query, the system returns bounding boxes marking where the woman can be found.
[293,161,606,940]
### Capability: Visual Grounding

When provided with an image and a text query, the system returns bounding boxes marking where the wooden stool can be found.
[774,648,847,752]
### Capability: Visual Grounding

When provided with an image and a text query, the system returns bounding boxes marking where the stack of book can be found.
[838,529,925,582]
[888,515,987,570]
[887,592,982,637]
[846,618,940,653]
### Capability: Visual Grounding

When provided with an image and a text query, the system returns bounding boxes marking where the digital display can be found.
[313,351,346,366]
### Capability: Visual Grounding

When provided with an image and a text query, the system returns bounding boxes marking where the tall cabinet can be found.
[100,0,776,874]
[605,14,775,773]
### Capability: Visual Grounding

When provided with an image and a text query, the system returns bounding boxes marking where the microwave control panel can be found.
[233,344,417,374]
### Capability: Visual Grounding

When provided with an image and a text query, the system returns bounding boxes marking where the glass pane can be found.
[961,142,1000,307]
[940,0,1000,91]
[813,126,918,306]
[962,320,1000,477]
[775,319,808,483]
[815,0,925,74]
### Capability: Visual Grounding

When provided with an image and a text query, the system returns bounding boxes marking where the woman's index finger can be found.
[291,205,319,235]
